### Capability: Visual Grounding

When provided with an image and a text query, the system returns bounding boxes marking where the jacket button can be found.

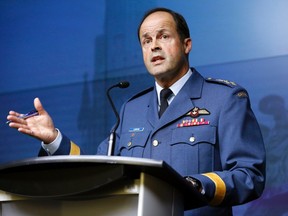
[189,136,195,143]
[127,141,132,147]
[152,139,159,147]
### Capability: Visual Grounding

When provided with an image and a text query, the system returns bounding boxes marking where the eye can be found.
[142,38,151,46]
[161,34,169,40]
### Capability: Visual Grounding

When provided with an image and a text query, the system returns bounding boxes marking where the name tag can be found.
[129,127,144,132]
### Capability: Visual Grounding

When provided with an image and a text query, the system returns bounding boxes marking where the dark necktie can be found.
[159,88,173,117]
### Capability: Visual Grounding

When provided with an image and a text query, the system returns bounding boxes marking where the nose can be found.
[151,40,161,52]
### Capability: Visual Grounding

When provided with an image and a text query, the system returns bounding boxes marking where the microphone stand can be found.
[106,82,129,156]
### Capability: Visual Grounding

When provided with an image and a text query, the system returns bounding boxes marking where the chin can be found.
[148,65,168,75]
[148,70,166,78]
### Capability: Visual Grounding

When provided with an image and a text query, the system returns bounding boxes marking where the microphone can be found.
[106,81,130,156]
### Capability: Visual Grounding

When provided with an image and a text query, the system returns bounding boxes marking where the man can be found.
[7,8,265,215]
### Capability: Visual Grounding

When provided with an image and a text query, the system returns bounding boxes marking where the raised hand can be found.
[7,98,58,144]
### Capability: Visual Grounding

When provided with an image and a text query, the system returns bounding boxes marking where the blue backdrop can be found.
[1,0,288,215]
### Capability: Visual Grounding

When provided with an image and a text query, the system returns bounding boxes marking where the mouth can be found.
[151,56,165,64]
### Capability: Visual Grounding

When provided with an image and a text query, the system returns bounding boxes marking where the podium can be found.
[0,156,206,216]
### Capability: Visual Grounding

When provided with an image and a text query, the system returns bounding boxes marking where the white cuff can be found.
[41,128,62,155]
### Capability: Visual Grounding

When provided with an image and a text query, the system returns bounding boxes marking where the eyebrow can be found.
[141,28,169,39]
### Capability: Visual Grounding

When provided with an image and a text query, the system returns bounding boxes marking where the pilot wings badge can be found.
[186,107,210,118]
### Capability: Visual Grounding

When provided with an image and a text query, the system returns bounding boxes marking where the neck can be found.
[155,66,190,88]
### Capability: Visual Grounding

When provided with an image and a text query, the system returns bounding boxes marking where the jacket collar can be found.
[147,68,204,129]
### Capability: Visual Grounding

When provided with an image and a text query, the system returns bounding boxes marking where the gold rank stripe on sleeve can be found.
[69,141,81,155]
[202,172,226,206]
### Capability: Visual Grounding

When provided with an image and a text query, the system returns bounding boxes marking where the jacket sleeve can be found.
[192,88,266,206]
[38,133,82,156]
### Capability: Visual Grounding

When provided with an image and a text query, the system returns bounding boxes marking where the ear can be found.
[184,38,192,54]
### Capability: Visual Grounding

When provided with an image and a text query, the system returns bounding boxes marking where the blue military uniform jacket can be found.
[43,68,265,216]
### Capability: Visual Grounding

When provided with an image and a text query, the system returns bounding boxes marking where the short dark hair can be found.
[137,8,190,42]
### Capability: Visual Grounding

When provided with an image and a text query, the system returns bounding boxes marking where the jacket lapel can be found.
[151,69,205,131]
[147,89,159,127]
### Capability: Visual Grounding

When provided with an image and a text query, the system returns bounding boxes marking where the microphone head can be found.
[118,81,130,88]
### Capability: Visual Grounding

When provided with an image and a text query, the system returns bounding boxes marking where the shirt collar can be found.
[156,68,193,104]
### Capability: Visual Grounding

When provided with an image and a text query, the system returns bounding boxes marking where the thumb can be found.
[34,97,46,114]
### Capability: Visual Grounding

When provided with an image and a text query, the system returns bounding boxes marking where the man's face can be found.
[139,11,191,86]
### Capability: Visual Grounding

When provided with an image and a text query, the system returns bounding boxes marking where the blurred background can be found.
[1,0,287,215]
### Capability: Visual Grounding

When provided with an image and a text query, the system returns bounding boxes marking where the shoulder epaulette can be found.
[128,86,154,101]
[205,77,237,88]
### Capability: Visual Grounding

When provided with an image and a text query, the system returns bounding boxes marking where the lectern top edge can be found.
[0,155,165,170]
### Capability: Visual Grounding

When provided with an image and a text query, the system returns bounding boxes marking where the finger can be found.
[7,115,27,124]
[8,121,29,129]
[34,97,46,114]
[18,127,35,137]
[8,110,21,117]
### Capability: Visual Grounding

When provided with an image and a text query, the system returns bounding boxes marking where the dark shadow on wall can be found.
[77,73,104,154]
[244,95,288,215]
